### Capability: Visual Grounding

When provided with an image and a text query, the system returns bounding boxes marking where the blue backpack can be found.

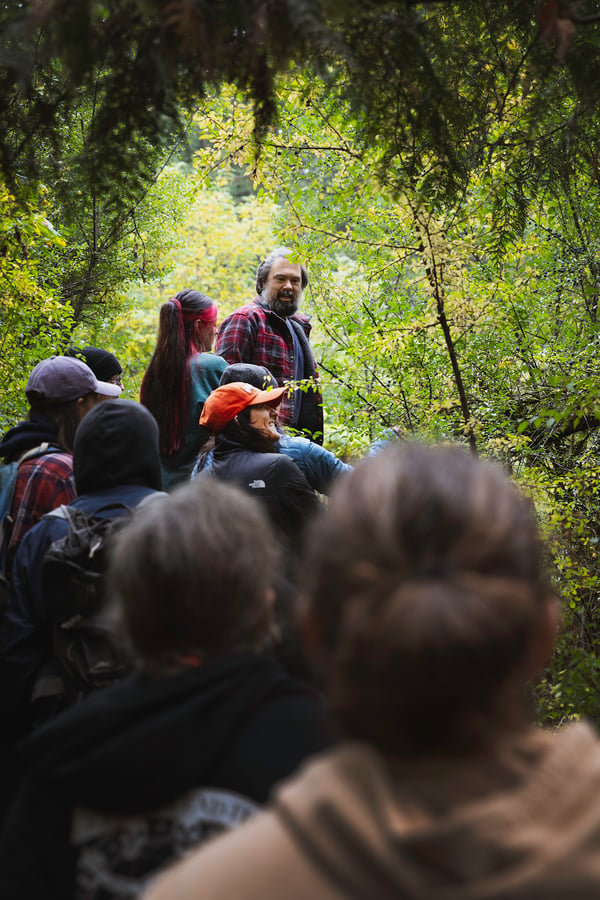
[0,442,58,602]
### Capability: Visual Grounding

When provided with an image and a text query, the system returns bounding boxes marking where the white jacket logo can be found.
[249,479,266,489]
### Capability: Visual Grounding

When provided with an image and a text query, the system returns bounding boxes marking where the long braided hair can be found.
[140,290,217,456]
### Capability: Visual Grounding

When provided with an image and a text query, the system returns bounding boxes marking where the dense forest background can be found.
[3,0,600,722]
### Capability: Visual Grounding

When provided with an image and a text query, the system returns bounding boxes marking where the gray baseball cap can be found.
[26,356,122,402]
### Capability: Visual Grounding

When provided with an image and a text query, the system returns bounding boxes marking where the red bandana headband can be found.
[170,297,218,325]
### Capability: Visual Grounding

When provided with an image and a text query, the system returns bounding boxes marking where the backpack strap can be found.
[46,504,69,521]
[1,443,63,525]
[17,441,51,466]
[135,491,168,509]
[46,501,132,521]
[45,494,166,526]
[0,443,62,593]
[15,441,64,467]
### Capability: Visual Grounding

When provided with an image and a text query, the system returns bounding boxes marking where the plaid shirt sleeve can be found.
[216,304,294,382]
[8,452,76,565]
[215,302,324,433]
[215,308,258,365]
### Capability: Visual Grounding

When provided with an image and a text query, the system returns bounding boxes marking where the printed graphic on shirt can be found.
[248,479,266,489]
[71,787,259,899]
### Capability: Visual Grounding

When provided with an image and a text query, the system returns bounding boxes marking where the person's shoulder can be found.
[267,451,299,472]
[274,450,300,467]
[192,352,228,372]
[15,507,69,560]
[69,487,163,518]
[291,311,312,330]
[240,450,281,473]
[207,352,228,368]
[144,808,296,900]
[280,434,311,453]
[291,310,311,324]
[19,450,73,479]
[239,451,295,483]
[19,448,72,470]
[267,452,310,484]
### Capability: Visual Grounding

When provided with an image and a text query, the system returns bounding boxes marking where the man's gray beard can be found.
[263,287,301,318]
[271,297,299,317]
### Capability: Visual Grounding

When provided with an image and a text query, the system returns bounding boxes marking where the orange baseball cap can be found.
[200,382,286,434]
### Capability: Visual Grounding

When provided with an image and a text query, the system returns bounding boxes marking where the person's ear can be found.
[192,320,205,351]
[76,393,98,418]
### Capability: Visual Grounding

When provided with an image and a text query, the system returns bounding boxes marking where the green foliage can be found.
[0,177,74,431]
[3,1,600,213]
[14,87,196,324]
[76,176,278,401]
[526,459,600,724]
[191,68,600,724]
[0,154,194,427]
[47,157,196,324]
[5,0,600,726]
[154,174,278,315]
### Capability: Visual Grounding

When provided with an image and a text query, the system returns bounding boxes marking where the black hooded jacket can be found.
[73,399,163,494]
[0,400,164,734]
[0,412,61,463]
[211,432,323,577]
[0,652,334,899]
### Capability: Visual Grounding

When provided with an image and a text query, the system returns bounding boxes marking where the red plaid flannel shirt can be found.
[216,297,321,429]
[7,450,76,571]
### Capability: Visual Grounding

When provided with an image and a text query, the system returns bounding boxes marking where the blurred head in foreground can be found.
[110,478,277,673]
[302,442,557,755]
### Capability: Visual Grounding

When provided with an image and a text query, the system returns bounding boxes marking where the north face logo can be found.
[248,479,266,489]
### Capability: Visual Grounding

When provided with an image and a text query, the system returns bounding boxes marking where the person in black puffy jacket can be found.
[198,381,323,581]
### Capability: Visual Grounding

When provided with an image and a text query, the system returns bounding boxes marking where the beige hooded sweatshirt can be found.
[145,721,600,900]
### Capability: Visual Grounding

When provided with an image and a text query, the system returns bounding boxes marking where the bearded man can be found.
[215,248,323,443]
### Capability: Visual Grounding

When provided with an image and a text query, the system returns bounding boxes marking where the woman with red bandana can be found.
[140,290,227,490]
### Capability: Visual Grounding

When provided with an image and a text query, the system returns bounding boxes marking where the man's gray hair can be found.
[255,247,309,295]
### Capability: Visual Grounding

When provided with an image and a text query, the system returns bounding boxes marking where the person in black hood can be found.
[72,397,162,494]
[0,477,334,900]
[0,399,165,744]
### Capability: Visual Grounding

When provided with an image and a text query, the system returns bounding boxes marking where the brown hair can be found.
[28,393,97,452]
[255,247,309,295]
[303,442,552,754]
[109,478,278,672]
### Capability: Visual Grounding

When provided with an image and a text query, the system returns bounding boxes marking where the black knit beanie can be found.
[67,345,123,382]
